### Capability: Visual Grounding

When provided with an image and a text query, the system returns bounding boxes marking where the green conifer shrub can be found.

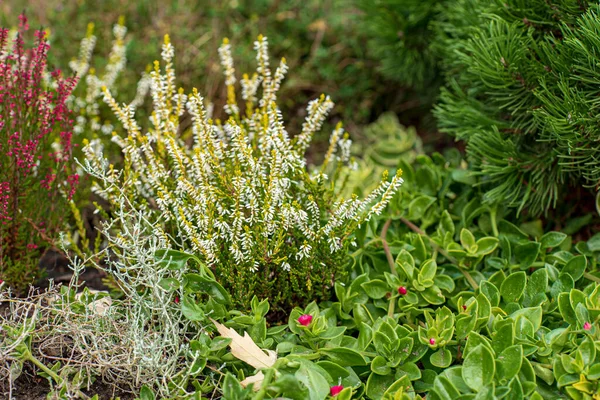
[360,0,600,215]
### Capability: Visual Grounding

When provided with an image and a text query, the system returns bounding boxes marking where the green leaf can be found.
[514,242,540,269]
[222,373,247,400]
[460,228,477,252]
[396,250,415,279]
[316,361,350,381]
[318,347,367,367]
[440,210,455,237]
[475,237,499,256]
[397,362,422,381]
[564,214,593,235]
[366,373,395,399]
[420,259,437,282]
[524,269,548,306]
[430,348,453,368]
[496,345,522,381]
[562,255,586,282]
[510,307,543,332]
[210,337,232,352]
[540,232,567,249]
[155,249,204,272]
[361,279,390,299]
[558,293,577,326]
[370,355,391,375]
[480,281,500,307]
[492,323,514,355]
[500,272,526,304]
[383,376,413,398]
[189,356,207,376]
[158,278,179,292]
[455,313,476,341]
[295,364,329,400]
[587,232,600,252]
[434,275,455,293]
[432,375,461,399]
[498,220,529,244]
[462,345,495,392]
[139,385,156,400]
[184,273,231,304]
[588,364,600,380]
[181,296,205,321]
[408,195,436,220]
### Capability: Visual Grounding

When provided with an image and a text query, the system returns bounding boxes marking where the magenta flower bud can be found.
[429,338,436,345]
[298,314,313,326]
[584,322,592,331]
[330,385,343,396]
[398,286,407,295]
[174,296,180,304]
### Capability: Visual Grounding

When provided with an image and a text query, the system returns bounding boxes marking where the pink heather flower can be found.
[398,286,407,295]
[0,14,78,277]
[298,314,313,326]
[429,338,436,345]
[330,385,343,397]
[584,322,592,331]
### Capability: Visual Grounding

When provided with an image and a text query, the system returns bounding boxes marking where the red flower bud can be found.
[174,296,180,304]
[298,314,313,326]
[462,305,467,311]
[398,286,407,295]
[429,338,436,345]
[330,385,343,396]
[584,322,592,331]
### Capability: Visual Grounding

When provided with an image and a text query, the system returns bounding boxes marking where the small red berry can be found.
[429,338,436,345]
[330,385,343,396]
[584,322,592,331]
[174,296,180,304]
[298,314,313,326]
[398,286,407,295]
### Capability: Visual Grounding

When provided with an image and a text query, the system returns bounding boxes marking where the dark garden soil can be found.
[37,249,109,293]
[1,373,135,400]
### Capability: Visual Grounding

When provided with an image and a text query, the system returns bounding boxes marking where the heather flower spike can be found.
[0,14,78,290]
[298,314,313,326]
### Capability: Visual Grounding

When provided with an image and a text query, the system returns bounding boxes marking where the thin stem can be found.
[490,206,499,237]
[387,296,396,318]
[24,351,63,385]
[399,216,479,290]
[350,238,382,258]
[584,272,600,284]
[381,219,397,275]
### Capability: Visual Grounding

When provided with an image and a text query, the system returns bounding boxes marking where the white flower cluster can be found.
[82,35,403,280]
[68,18,150,136]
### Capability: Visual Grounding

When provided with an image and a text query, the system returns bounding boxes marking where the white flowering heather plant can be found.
[68,17,150,137]
[82,34,403,313]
